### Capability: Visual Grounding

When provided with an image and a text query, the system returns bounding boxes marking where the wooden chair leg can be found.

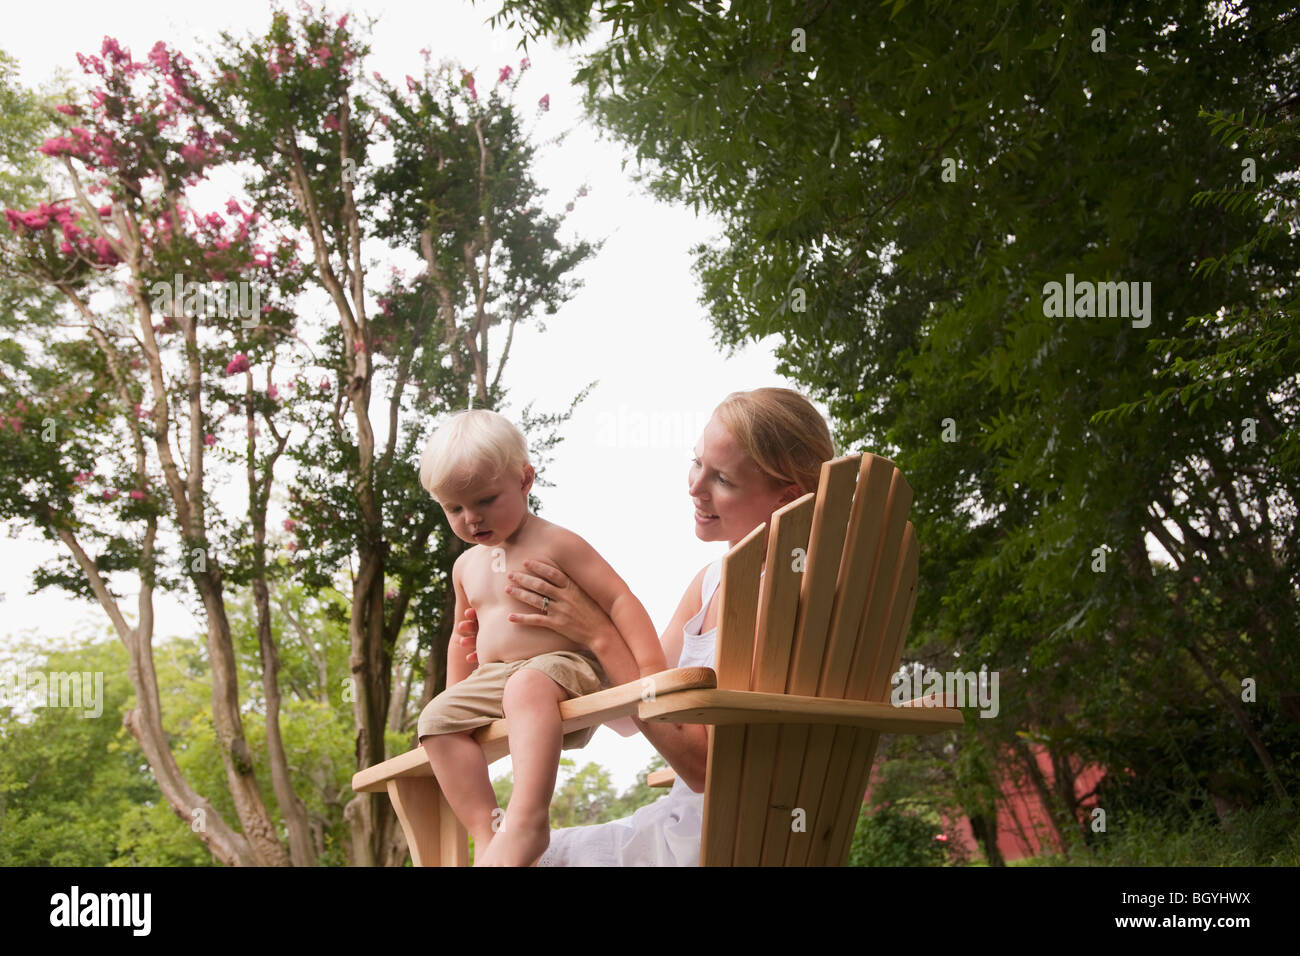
[387,777,468,867]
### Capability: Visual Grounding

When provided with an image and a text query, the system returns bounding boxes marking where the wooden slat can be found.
[812,456,895,698]
[750,493,814,692]
[646,768,676,788]
[827,731,882,867]
[808,727,874,866]
[782,723,836,865]
[733,724,780,865]
[827,537,925,867]
[387,777,467,867]
[865,525,919,702]
[351,666,717,792]
[802,725,859,865]
[753,459,858,866]
[637,687,963,734]
[734,495,813,865]
[699,724,746,866]
[757,723,809,864]
[713,525,766,691]
[843,470,914,700]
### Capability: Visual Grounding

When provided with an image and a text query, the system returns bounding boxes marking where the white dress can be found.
[536,557,723,867]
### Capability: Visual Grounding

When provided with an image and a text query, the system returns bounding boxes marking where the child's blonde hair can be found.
[713,388,835,495]
[418,409,531,499]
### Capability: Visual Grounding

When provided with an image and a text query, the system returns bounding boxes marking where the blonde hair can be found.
[418,409,530,499]
[713,388,835,495]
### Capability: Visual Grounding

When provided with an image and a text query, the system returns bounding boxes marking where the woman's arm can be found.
[507,560,711,792]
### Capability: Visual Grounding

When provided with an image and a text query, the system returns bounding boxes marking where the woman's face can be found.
[688,414,801,548]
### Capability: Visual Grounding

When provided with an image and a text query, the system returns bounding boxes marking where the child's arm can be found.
[445,551,475,688]
[552,531,667,678]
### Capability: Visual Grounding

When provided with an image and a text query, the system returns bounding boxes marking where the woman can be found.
[456,387,835,865]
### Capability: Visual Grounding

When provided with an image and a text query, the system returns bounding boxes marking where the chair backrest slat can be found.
[712,524,766,691]
[814,455,894,699]
[844,470,914,700]
[782,456,861,697]
[750,493,814,693]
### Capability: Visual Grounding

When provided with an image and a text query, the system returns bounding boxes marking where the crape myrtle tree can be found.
[1,5,594,866]
[489,0,1299,854]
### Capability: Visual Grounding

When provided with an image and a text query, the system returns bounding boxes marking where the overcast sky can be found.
[1,1,815,792]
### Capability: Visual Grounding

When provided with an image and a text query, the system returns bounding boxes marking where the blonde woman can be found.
[455,388,835,865]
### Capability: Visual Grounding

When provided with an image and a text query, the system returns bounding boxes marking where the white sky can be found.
[1,0,812,793]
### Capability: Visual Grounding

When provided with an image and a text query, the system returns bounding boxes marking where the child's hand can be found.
[457,606,479,665]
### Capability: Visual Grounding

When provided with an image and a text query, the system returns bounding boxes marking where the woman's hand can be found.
[456,606,479,665]
[506,559,612,648]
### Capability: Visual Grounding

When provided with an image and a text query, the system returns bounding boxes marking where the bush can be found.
[847,803,951,867]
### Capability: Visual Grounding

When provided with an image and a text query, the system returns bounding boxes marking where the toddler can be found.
[416,409,666,866]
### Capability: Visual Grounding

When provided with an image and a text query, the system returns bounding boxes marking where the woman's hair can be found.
[418,409,530,499]
[713,387,835,495]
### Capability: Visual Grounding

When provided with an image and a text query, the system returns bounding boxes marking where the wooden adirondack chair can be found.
[351,453,963,866]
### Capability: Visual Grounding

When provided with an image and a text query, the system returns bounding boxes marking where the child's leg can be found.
[421,731,500,852]
[479,668,567,867]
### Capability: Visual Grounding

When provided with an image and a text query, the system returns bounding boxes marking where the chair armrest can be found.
[351,666,716,793]
[636,689,965,734]
[646,769,677,788]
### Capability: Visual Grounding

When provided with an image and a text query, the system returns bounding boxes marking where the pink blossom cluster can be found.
[461,69,477,102]
[2,201,120,265]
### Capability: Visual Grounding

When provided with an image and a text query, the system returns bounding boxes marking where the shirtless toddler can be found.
[416,409,666,866]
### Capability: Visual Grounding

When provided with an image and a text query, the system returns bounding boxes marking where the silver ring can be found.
[541,596,549,614]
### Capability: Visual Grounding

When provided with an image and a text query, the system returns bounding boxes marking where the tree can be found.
[488,0,1300,831]
[1,5,595,865]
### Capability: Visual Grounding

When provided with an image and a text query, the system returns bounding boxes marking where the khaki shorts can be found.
[417,649,607,750]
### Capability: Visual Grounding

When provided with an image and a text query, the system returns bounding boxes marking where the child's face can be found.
[688,414,800,547]
[435,463,534,547]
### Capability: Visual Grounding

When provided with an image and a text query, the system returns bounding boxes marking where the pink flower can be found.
[286,541,298,552]
[319,377,331,391]
[225,353,250,375]
[538,94,550,111]
[225,198,243,216]
[55,104,79,116]
[323,114,340,131]
[97,204,112,217]
[336,13,349,28]
[267,384,279,400]
[372,70,383,82]
[103,489,119,501]
[934,833,948,843]
[519,57,530,71]
[74,471,92,483]
[283,518,297,531]
[204,433,216,446]
[498,65,513,84]
[129,489,147,500]
[385,589,398,600]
